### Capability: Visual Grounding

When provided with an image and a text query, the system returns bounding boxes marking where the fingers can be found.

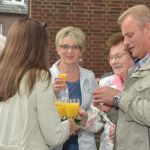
[78,108,88,126]
[92,102,112,112]
[93,86,119,106]
[93,87,107,104]
[101,104,112,112]
[52,78,67,93]
[68,119,80,135]
[93,103,103,110]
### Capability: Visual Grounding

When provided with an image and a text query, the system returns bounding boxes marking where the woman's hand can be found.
[68,119,80,135]
[78,108,88,126]
[52,77,67,95]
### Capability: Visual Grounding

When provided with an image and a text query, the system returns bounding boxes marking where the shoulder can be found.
[50,60,60,72]
[50,61,60,80]
[100,71,113,79]
[22,69,51,87]
[79,67,96,82]
[80,67,95,76]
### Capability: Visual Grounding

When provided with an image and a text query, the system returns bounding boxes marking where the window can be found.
[4,0,24,5]
[0,24,2,35]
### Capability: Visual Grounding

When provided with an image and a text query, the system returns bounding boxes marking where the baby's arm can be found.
[82,105,105,133]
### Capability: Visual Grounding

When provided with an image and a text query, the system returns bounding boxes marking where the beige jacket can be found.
[0,72,70,150]
[115,61,150,150]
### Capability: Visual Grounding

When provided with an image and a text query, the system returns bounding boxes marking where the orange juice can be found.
[55,101,66,117]
[65,103,80,118]
[58,73,67,81]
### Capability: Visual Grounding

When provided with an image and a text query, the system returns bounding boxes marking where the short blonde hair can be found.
[0,34,6,55]
[118,5,150,26]
[55,26,86,52]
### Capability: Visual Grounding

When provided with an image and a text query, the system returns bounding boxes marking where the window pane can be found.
[4,0,24,3]
[0,24,3,35]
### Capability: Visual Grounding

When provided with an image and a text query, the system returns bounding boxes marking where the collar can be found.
[133,53,150,72]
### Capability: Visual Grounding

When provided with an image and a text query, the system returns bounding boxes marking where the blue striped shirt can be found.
[133,53,150,72]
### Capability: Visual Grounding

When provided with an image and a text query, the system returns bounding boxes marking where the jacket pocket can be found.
[135,76,150,92]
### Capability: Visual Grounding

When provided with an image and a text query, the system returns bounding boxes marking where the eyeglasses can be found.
[60,44,81,51]
[108,52,128,62]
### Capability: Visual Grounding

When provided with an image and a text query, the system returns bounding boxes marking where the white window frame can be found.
[0,24,2,35]
[4,0,24,5]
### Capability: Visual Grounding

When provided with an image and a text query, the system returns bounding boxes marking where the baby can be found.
[83,75,123,150]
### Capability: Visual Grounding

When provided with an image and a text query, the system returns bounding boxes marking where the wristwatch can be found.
[113,93,121,109]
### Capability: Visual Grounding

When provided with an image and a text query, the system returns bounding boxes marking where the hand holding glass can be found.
[55,99,80,124]
[58,73,67,84]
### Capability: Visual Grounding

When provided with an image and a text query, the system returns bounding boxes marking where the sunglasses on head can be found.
[39,21,47,28]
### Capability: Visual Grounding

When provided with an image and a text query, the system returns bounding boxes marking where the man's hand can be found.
[93,86,120,107]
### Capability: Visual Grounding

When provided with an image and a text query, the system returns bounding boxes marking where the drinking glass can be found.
[65,99,79,118]
[57,72,69,100]
[65,99,81,125]
[57,72,67,83]
[55,99,66,120]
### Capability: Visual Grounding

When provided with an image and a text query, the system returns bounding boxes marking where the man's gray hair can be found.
[118,5,150,26]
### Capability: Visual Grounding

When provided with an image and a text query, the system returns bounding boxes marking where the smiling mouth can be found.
[127,46,135,52]
[114,66,122,69]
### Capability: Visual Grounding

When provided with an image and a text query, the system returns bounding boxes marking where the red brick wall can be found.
[31,0,150,77]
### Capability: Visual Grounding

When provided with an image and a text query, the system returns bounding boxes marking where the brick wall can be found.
[31,0,150,77]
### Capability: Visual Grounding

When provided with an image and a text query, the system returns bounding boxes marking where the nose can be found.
[124,40,132,53]
[124,37,130,47]
[67,47,73,53]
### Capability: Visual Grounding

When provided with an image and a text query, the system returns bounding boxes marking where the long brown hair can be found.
[0,18,50,101]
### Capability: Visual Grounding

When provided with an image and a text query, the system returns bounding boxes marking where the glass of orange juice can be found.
[65,99,81,125]
[57,72,69,101]
[55,99,66,120]
[58,73,67,83]
[65,99,79,118]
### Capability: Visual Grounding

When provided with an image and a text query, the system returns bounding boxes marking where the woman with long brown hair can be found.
[0,18,79,150]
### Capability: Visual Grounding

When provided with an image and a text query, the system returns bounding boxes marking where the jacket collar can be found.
[50,60,90,82]
[131,61,150,78]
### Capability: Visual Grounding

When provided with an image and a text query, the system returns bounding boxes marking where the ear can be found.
[144,23,150,39]
[144,22,150,31]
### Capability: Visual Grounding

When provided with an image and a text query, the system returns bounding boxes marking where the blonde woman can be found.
[50,26,97,150]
